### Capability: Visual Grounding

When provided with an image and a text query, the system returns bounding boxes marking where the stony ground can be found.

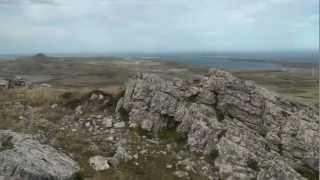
[0,89,215,180]
[0,55,318,180]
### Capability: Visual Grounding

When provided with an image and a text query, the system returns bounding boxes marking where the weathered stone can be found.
[75,105,83,115]
[114,122,126,128]
[108,146,132,168]
[0,130,80,180]
[116,69,319,180]
[89,156,111,171]
[103,117,113,128]
[174,170,189,179]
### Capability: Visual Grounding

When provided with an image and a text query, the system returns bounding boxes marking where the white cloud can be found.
[0,0,318,53]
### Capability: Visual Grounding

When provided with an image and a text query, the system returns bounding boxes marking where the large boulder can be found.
[116,69,319,180]
[0,130,80,180]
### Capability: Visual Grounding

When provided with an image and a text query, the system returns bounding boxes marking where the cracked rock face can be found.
[0,130,80,180]
[116,69,319,180]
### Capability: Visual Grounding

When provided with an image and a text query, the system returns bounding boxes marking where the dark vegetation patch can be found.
[258,128,268,138]
[277,143,284,155]
[186,93,199,102]
[118,107,129,121]
[206,149,220,165]
[217,129,227,140]
[0,135,14,151]
[247,158,260,171]
[295,164,319,180]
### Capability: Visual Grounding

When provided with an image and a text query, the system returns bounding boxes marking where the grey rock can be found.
[114,122,126,128]
[174,170,189,179]
[89,156,111,171]
[75,105,83,115]
[113,146,132,162]
[102,117,113,128]
[40,83,52,88]
[116,69,319,180]
[108,146,132,168]
[0,130,80,180]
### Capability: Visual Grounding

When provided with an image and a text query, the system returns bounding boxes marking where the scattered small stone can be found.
[114,146,133,162]
[98,94,104,100]
[89,156,111,171]
[160,151,167,155]
[114,122,125,128]
[103,117,113,128]
[85,122,91,128]
[87,143,99,152]
[174,171,189,179]
[90,94,98,100]
[93,114,103,119]
[40,83,52,88]
[166,144,172,151]
[51,104,58,109]
[166,164,173,169]
[201,166,209,170]
[146,139,159,145]
[129,122,138,128]
[140,149,148,155]
[133,154,139,160]
[141,119,153,131]
[107,136,114,142]
[75,106,83,115]
[179,159,196,173]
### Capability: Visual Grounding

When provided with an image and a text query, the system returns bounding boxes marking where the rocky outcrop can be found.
[116,69,319,180]
[0,130,80,180]
[0,76,28,89]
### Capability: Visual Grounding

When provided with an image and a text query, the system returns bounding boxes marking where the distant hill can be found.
[33,53,48,61]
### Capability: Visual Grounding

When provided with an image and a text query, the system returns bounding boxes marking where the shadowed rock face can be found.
[0,130,80,180]
[116,69,319,180]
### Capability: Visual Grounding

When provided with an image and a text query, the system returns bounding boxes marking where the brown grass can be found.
[15,88,66,106]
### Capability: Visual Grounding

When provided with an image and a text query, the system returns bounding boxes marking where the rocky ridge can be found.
[116,69,319,180]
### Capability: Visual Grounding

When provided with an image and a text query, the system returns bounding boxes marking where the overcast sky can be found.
[0,0,318,54]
